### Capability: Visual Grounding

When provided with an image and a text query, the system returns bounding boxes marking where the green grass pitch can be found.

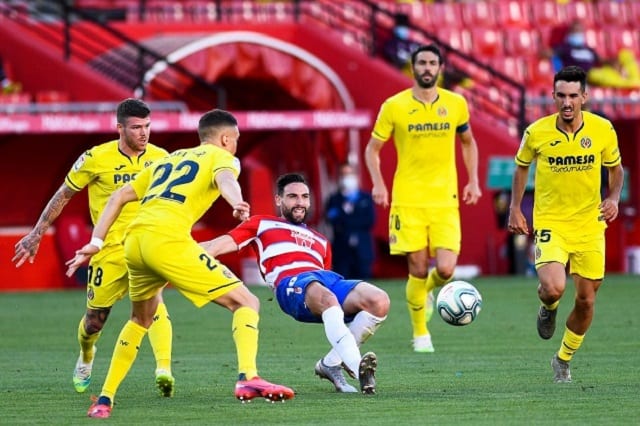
[2,275,639,425]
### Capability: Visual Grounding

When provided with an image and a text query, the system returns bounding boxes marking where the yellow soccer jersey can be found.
[371,87,470,208]
[128,144,241,237]
[515,111,621,234]
[65,140,168,246]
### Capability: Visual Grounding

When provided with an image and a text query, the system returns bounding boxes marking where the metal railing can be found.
[1,0,227,108]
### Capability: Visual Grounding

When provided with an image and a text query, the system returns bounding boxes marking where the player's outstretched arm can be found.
[202,234,240,258]
[65,184,138,276]
[215,169,250,221]
[13,184,77,267]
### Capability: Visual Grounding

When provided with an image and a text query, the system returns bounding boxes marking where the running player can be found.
[508,65,624,383]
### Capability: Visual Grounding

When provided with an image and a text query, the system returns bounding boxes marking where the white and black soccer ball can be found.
[436,280,482,326]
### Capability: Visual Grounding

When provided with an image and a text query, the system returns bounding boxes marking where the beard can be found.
[415,70,439,89]
[281,206,308,224]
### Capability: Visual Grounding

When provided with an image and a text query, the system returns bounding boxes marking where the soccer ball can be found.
[436,280,482,326]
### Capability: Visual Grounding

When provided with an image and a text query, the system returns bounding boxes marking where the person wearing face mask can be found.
[552,20,640,89]
[325,163,376,279]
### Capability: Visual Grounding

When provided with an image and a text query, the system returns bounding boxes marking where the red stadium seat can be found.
[561,1,595,24]
[596,0,630,27]
[495,0,531,29]
[470,28,504,58]
[587,87,615,118]
[628,1,640,26]
[490,56,526,83]
[529,0,566,29]
[436,27,472,54]
[183,1,218,22]
[604,27,640,59]
[504,28,540,57]
[396,1,432,27]
[460,1,497,28]
[428,2,463,29]
[144,0,185,22]
[584,27,608,60]
[524,57,555,93]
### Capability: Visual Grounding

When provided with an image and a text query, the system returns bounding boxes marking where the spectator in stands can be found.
[325,163,376,279]
[382,14,472,90]
[551,20,640,89]
[0,55,21,94]
[383,13,419,77]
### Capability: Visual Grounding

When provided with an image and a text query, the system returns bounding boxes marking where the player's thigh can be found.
[389,206,429,254]
[86,245,129,309]
[568,234,605,280]
[124,234,167,303]
[275,271,351,323]
[428,206,461,257]
[533,227,569,269]
[135,235,242,307]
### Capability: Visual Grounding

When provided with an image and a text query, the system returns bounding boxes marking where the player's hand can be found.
[65,243,100,277]
[371,184,389,208]
[507,207,529,235]
[232,201,250,221]
[599,198,619,223]
[463,182,482,205]
[12,233,41,268]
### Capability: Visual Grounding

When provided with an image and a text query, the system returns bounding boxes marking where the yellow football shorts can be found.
[124,230,242,307]
[533,227,605,280]
[388,205,461,256]
[86,244,129,309]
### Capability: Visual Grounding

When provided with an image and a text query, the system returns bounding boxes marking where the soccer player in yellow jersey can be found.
[12,98,174,395]
[508,66,624,383]
[365,44,482,353]
[66,109,294,419]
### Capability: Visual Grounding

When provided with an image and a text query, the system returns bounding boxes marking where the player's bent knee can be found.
[84,308,111,334]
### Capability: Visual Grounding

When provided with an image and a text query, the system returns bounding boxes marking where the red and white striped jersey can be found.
[227,215,332,289]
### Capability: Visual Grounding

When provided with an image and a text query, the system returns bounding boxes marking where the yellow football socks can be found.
[101,320,147,400]
[77,317,100,364]
[232,307,259,380]
[543,300,560,311]
[148,302,173,372]
[558,327,584,362]
[406,274,428,337]
[425,268,449,293]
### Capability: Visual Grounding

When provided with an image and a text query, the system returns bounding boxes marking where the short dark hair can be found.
[198,109,238,142]
[554,65,587,92]
[276,173,307,196]
[116,98,150,124]
[411,44,444,66]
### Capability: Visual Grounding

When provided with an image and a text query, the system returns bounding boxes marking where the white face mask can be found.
[340,175,359,193]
